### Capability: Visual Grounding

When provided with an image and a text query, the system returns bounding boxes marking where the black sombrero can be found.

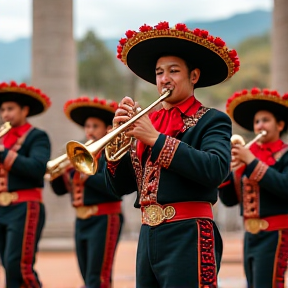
[116,21,240,88]
[226,87,288,131]
[64,96,118,126]
[0,81,51,116]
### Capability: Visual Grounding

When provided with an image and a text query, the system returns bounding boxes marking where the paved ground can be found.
[0,233,248,288]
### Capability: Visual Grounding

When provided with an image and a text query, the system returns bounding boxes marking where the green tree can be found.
[77,30,128,101]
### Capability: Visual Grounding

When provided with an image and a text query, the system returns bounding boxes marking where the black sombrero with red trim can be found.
[116,21,240,88]
[0,81,51,116]
[64,96,118,126]
[226,87,288,131]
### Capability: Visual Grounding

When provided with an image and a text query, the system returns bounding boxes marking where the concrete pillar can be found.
[271,0,288,93]
[31,0,82,242]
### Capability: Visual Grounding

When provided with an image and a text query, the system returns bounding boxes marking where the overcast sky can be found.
[0,0,273,42]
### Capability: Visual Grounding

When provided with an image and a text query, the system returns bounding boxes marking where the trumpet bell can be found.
[66,141,98,175]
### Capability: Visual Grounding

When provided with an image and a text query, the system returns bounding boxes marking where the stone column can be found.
[271,0,288,93]
[31,0,82,244]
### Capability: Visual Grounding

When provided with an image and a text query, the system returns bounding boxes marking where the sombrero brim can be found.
[0,92,45,116]
[70,106,114,127]
[126,37,229,88]
[233,100,288,131]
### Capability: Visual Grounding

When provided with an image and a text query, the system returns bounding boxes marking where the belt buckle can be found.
[0,192,18,206]
[245,218,269,234]
[143,204,176,226]
[76,205,98,219]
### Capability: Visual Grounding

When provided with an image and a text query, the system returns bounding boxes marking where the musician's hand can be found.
[232,145,256,166]
[113,96,135,128]
[126,114,160,146]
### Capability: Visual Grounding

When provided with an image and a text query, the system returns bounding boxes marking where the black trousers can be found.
[136,218,222,288]
[0,202,45,288]
[75,213,124,288]
[244,229,288,288]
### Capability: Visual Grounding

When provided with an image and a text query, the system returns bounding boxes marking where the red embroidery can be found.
[72,172,85,207]
[0,164,8,192]
[197,219,217,288]
[100,214,121,288]
[242,176,259,218]
[158,136,180,169]
[21,202,41,288]
[273,229,288,288]
[249,161,268,182]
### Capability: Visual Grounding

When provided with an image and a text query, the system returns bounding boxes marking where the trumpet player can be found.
[0,81,51,288]
[50,96,123,288]
[104,21,240,287]
[219,88,288,288]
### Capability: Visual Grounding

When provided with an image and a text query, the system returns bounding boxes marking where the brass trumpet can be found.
[231,130,267,148]
[46,139,94,181]
[66,88,172,175]
[0,122,12,137]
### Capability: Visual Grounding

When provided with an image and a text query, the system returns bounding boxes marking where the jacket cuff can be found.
[246,159,268,182]
[151,134,180,169]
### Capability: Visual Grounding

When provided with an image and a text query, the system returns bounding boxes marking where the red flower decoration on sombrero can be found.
[226,87,288,131]
[0,81,51,116]
[116,21,240,88]
[64,96,118,127]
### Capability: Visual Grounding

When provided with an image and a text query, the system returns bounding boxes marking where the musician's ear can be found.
[190,68,200,85]
[277,120,285,133]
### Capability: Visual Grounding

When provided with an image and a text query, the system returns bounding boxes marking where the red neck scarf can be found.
[3,122,32,149]
[250,139,286,166]
[136,96,202,160]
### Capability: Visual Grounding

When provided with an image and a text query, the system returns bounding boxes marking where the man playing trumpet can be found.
[219,87,288,288]
[50,96,123,288]
[0,81,51,287]
[104,21,240,287]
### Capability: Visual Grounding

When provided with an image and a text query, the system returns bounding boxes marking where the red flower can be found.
[271,90,280,97]
[214,37,226,47]
[251,87,261,95]
[10,81,18,87]
[93,98,99,103]
[110,102,118,110]
[200,30,209,38]
[175,23,188,32]
[155,21,169,30]
[207,35,214,43]
[19,83,27,88]
[125,30,136,39]
[117,45,123,53]
[233,58,240,67]
[229,49,237,59]
[139,24,153,32]
[282,93,288,100]
[193,28,201,36]
[262,88,270,95]
[117,53,122,59]
[99,99,106,105]
[119,38,127,46]
[241,89,248,95]
[234,66,240,73]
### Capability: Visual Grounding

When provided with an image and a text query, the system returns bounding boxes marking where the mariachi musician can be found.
[49,96,123,288]
[0,81,51,288]
[219,87,288,288]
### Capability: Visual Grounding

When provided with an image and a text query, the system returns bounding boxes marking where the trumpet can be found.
[66,88,172,175]
[46,139,94,181]
[231,130,267,148]
[0,122,12,138]
[230,130,267,170]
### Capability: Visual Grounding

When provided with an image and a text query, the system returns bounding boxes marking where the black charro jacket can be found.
[105,107,232,208]
[51,153,121,206]
[219,151,288,218]
[0,128,51,190]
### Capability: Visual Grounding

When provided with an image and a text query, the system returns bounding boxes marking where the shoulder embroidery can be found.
[182,106,210,132]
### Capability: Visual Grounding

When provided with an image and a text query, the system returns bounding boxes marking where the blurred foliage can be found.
[77,31,271,111]
[77,30,129,102]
